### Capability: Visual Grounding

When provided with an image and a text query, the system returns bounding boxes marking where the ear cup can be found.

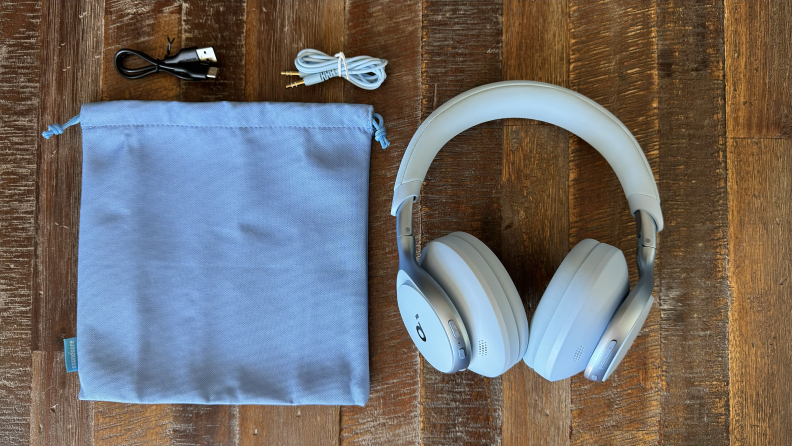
[419,233,521,377]
[523,239,629,381]
[448,232,529,360]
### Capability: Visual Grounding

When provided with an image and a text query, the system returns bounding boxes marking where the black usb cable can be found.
[115,37,219,80]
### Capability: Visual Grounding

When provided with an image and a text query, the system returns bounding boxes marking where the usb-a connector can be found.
[163,46,217,64]
[197,47,217,63]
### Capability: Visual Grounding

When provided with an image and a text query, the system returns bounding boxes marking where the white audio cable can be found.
[282,49,388,90]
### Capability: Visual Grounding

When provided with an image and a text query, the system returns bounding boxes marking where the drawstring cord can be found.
[42,114,81,139]
[372,113,389,149]
[42,112,390,150]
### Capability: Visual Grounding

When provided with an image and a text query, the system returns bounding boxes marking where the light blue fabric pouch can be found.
[70,101,383,405]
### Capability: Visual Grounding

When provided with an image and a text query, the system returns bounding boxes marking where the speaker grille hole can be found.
[478,340,488,356]
[573,345,585,362]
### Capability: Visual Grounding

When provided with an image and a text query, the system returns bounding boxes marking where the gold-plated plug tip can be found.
[286,79,305,89]
[281,71,300,76]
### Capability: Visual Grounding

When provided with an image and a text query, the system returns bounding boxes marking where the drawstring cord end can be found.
[372,113,389,150]
[42,114,81,139]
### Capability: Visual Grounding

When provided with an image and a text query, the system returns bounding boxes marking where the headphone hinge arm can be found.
[635,210,657,283]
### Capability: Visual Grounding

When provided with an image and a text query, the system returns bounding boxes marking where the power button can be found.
[458,348,466,359]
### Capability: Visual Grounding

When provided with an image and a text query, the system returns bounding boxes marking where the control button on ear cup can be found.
[420,235,517,377]
[447,232,529,362]
[397,284,458,373]
[524,240,629,381]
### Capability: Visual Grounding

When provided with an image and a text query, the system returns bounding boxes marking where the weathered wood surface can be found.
[1,1,790,444]
[339,1,422,445]
[727,1,792,445]
[0,2,41,445]
[657,2,730,445]
[501,2,570,446]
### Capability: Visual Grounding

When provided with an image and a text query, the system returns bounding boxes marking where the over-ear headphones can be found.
[393,81,662,382]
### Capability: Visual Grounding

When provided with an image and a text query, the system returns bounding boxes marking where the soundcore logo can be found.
[415,314,426,342]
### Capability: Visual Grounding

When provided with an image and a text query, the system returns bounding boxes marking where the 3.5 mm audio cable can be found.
[282,49,387,90]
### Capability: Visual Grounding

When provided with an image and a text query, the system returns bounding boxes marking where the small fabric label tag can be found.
[64,337,78,372]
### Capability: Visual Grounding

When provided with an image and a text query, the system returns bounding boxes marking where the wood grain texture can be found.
[239,2,344,445]
[31,351,93,446]
[0,1,41,444]
[245,0,344,104]
[32,1,104,444]
[656,1,730,445]
[501,2,571,446]
[339,1,422,444]
[419,1,504,445]
[35,0,105,351]
[725,0,792,139]
[503,0,568,87]
[239,406,339,446]
[728,139,792,445]
[568,2,661,444]
[501,126,570,446]
[180,0,246,102]
[94,403,173,446]
[102,0,182,102]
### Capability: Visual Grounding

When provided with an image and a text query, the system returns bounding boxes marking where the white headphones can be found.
[393,81,662,382]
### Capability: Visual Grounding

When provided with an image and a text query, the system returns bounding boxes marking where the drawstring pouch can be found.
[47,101,388,405]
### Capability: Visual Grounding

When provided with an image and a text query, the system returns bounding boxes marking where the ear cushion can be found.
[523,239,629,381]
[447,232,529,360]
[419,233,521,377]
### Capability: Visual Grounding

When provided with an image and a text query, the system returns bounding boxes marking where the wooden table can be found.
[1,1,789,445]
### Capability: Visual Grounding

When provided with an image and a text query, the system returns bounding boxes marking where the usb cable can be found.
[282,49,387,90]
[115,37,219,80]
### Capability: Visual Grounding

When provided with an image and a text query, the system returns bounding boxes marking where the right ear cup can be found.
[523,239,629,381]
[419,232,526,377]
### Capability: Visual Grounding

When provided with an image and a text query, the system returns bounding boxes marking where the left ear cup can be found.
[420,233,523,377]
[448,232,529,359]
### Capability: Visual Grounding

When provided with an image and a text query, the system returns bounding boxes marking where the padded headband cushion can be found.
[391,81,663,230]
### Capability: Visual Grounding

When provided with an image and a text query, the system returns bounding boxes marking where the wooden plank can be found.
[567,2,661,444]
[501,2,570,446]
[727,139,792,445]
[94,403,173,445]
[239,2,344,445]
[101,0,182,102]
[501,126,570,446]
[180,0,246,102]
[93,2,181,445]
[339,1,423,445]
[245,0,344,104]
[725,1,792,138]
[656,1,729,445]
[30,351,93,446]
[32,1,104,445]
[0,2,41,444]
[419,1,503,445]
[727,2,792,443]
[239,406,339,446]
[35,0,105,351]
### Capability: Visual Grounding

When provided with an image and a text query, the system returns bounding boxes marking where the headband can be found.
[391,81,664,231]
